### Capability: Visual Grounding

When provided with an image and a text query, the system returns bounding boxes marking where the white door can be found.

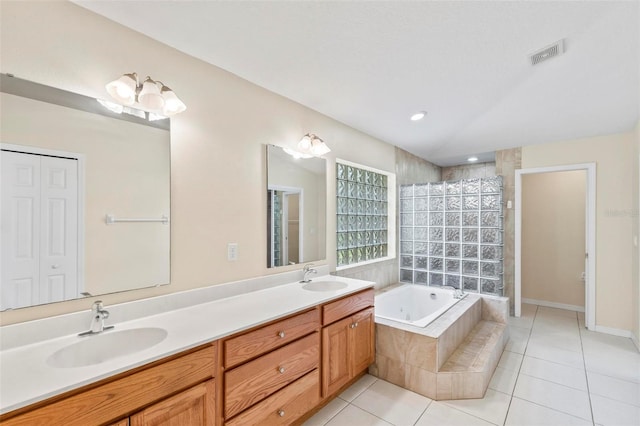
[1,150,78,309]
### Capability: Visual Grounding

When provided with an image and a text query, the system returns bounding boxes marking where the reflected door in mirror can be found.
[1,150,80,309]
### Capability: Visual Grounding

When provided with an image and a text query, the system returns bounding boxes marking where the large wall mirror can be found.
[0,74,170,311]
[267,145,326,268]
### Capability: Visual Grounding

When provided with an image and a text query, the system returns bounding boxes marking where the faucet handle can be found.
[303,263,315,272]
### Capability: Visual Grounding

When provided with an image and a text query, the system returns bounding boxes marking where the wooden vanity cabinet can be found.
[221,308,321,426]
[321,289,375,397]
[1,342,217,426]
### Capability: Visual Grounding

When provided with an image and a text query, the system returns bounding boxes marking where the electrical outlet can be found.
[580,272,586,282]
[227,243,238,261]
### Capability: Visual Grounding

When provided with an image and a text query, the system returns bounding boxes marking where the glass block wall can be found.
[399,176,504,296]
[336,162,389,266]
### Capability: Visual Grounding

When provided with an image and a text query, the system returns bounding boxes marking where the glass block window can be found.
[337,162,389,267]
[399,176,504,296]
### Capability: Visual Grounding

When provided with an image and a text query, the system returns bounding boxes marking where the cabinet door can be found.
[350,307,375,375]
[109,420,129,426]
[130,379,215,426]
[321,316,352,397]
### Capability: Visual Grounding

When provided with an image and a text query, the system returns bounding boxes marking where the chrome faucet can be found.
[300,263,318,283]
[79,300,114,336]
[442,285,465,299]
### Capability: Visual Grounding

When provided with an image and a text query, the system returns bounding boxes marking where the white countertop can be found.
[0,274,374,415]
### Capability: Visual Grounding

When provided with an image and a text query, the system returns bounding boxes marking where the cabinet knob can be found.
[350,323,355,329]
[278,366,285,374]
[278,409,285,417]
[355,322,359,327]
[278,331,285,338]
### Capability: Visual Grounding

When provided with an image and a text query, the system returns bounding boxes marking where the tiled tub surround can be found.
[0,268,374,415]
[399,177,504,296]
[371,287,508,400]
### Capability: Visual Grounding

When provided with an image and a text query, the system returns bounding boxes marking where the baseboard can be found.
[593,325,633,339]
[522,298,585,313]
[632,332,640,352]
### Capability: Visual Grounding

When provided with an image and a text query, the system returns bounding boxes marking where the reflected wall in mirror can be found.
[267,145,326,268]
[0,74,170,311]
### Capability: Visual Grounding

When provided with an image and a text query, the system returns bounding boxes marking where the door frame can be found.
[515,162,596,329]
[268,185,304,265]
[1,143,86,297]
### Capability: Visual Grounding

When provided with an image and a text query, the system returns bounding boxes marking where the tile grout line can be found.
[501,304,537,425]
[320,377,379,426]
[577,313,597,426]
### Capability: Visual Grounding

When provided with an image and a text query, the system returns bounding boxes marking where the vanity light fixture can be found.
[105,72,186,116]
[283,147,313,159]
[467,156,479,162]
[297,133,331,157]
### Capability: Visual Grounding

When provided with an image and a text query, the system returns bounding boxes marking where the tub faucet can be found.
[300,263,317,283]
[79,300,114,336]
[442,285,465,299]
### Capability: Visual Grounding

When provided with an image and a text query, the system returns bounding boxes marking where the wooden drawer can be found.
[322,289,374,326]
[224,309,319,368]
[224,333,319,419]
[2,343,217,426]
[225,370,319,426]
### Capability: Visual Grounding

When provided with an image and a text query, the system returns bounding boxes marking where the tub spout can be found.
[442,285,465,299]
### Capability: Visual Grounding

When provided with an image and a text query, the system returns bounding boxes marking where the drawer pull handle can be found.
[278,366,286,374]
[278,331,285,338]
[278,409,285,417]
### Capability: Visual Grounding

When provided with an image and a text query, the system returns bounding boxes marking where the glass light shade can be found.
[309,138,331,156]
[297,134,312,151]
[105,73,137,105]
[161,87,187,115]
[138,77,165,110]
[297,133,330,157]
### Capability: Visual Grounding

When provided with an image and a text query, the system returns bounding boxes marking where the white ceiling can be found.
[75,1,639,166]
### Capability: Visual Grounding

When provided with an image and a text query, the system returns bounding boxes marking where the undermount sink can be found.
[302,281,348,291]
[47,327,168,368]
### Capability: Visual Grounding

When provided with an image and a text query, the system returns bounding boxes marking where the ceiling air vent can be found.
[530,39,564,66]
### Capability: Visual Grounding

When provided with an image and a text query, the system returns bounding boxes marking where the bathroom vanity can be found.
[0,276,374,426]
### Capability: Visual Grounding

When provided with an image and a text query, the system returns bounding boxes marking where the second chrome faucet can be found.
[300,263,317,283]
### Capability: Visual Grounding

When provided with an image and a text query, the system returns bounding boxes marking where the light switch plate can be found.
[227,243,238,261]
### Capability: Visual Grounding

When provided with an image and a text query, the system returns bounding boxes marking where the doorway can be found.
[1,145,85,309]
[515,163,596,330]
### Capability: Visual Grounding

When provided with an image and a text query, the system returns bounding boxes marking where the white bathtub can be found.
[375,285,463,327]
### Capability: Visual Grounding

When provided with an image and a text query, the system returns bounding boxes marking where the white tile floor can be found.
[304,304,640,426]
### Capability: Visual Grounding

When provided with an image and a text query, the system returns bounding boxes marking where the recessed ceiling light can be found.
[467,156,479,162]
[410,111,426,121]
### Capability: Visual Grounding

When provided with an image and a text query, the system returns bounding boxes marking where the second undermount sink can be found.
[47,327,168,368]
[302,281,348,291]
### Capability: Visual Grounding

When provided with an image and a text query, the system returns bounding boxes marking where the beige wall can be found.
[522,171,586,308]
[0,1,396,324]
[522,132,635,331]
